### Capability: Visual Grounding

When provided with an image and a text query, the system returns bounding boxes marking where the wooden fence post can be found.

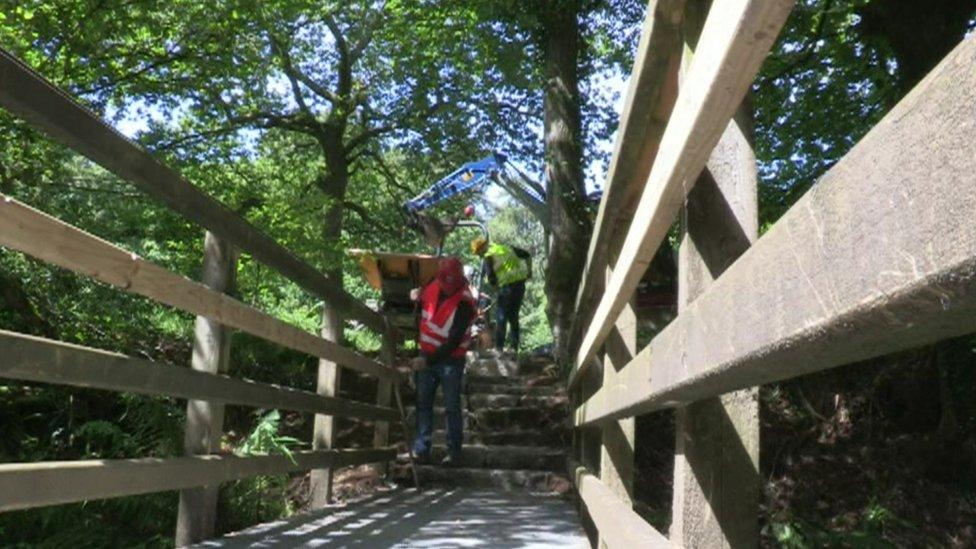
[175,231,237,546]
[598,265,637,547]
[310,306,342,507]
[670,2,760,545]
[372,325,395,477]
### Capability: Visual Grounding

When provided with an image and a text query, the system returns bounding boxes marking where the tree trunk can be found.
[310,130,350,508]
[858,0,976,93]
[541,4,592,365]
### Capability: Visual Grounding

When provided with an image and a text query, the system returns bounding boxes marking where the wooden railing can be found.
[569,0,976,547]
[0,48,417,545]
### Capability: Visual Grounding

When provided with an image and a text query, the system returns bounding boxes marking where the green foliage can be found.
[768,500,918,549]
[219,410,303,533]
[237,410,304,462]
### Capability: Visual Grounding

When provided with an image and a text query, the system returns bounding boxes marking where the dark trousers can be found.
[413,362,464,458]
[494,281,525,351]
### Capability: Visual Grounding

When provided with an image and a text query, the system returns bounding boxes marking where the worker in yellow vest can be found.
[471,237,532,354]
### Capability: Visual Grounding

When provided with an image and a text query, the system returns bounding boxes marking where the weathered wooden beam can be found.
[0,194,402,382]
[0,330,399,422]
[0,48,386,335]
[311,306,342,507]
[576,34,976,425]
[571,0,794,388]
[574,467,674,548]
[571,0,684,345]
[669,2,761,545]
[0,448,395,512]
[372,330,396,477]
[598,270,636,549]
[177,231,237,546]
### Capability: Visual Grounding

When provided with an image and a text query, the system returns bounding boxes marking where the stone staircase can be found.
[394,352,572,492]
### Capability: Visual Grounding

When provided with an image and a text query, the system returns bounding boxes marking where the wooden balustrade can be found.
[0,46,416,546]
[569,0,976,547]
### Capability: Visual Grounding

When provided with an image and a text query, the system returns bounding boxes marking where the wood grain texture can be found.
[571,0,794,387]
[0,330,399,422]
[0,448,395,512]
[575,467,674,548]
[571,0,685,348]
[0,194,402,382]
[0,48,386,334]
[576,35,976,424]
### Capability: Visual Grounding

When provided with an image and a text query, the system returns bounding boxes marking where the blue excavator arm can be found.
[403,152,548,230]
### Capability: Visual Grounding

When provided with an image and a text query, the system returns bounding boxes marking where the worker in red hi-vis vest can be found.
[408,257,475,466]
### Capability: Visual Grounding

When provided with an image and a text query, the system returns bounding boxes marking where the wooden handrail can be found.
[570,0,684,349]
[0,194,403,382]
[0,48,387,335]
[0,330,398,422]
[570,0,794,388]
[575,34,976,425]
[0,448,396,512]
[573,466,674,548]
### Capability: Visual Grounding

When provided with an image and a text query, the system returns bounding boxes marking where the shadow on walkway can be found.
[193,487,587,548]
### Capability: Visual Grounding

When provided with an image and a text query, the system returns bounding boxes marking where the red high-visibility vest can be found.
[418,280,475,359]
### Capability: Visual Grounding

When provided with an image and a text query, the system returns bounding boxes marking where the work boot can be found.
[440,453,462,468]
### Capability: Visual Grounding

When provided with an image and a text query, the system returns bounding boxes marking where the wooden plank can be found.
[576,34,976,425]
[571,0,685,344]
[310,306,342,507]
[570,0,794,388]
[0,193,402,382]
[575,467,674,548]
[598,269,636,549]
[372,331,396,477]
[0,48,386,335]
[0,330,399,422]
[176,231,237,546]
[669,3,761,544]
[0,448,395,512]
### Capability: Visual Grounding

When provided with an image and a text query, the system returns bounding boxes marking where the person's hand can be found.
[409,287,421,301]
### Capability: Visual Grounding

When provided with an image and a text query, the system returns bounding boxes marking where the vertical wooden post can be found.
[310,306,342,508]
[372,325,395,476]
[670,1,760,546]
[175,231,237,546]
[598,266,637,548]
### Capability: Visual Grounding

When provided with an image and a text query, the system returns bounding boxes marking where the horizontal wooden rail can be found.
[574,466,673,548]
[0,194,402,383]
[571,0,683,342]
[576,35,976,425]
[0,48,386,335]
[571,0,794,388]
[0,448,395,512]
[0,330,398,422]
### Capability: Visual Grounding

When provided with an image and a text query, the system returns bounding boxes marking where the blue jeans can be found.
[413,362,464,458]
[494,282,525,351]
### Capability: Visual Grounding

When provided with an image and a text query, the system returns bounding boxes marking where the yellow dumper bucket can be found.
[348,250,442,334]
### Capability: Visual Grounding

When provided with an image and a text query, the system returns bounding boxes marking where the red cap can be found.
[437,257,465,296]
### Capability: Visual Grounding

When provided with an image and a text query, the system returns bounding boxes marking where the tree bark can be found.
[541,3,592,365]
[309,125,349,508]
[858,0,976,93]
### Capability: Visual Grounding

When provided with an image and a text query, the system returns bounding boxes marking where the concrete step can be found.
[464,381,563,397]
[467,393,568,409]
[428,392,567,408]
[431,428,570,447]
[396,465,573,493]
[465,374,561,387]
[403,445,566,471]
[406,406,568,433]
